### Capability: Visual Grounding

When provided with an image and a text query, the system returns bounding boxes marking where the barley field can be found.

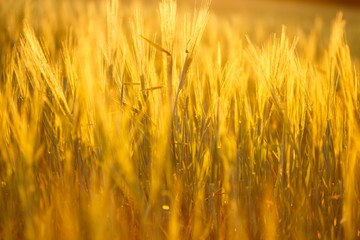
[1,0,360,239]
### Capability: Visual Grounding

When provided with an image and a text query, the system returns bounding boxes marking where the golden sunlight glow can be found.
[0,0,359,239]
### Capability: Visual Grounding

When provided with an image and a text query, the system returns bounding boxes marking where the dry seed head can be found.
[186,0,210,60]
[160,0,177,53]
[20,23,71,118]
[130,9,146,76]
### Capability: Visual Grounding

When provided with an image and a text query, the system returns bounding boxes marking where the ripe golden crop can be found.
[0,0,359,239]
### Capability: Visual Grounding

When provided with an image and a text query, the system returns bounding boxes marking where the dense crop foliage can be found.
[0,0,359,239]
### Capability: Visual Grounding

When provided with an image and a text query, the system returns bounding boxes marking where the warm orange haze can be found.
[0,0,360,239]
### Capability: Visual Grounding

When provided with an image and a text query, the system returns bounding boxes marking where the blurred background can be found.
[207,0,360,59]
[1,0,359,60]
[123,0,360,58]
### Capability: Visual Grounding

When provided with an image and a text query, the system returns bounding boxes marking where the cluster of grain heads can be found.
[326,13,360,239]
[20,23,72,121]
[1,0,360,238]
[240,14,359,238]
